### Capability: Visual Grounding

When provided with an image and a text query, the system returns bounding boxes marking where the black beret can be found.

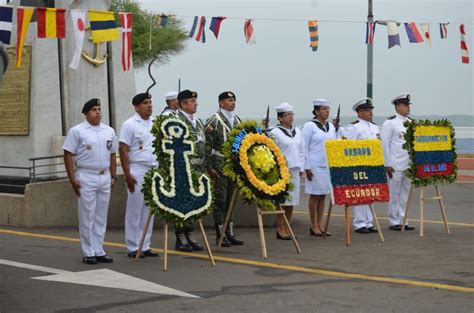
[132,92,152,106]
[82,98,100,114]
[178,89,197,101]
[218,91,236,102]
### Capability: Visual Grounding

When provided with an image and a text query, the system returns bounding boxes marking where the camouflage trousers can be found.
[212,174,236,224]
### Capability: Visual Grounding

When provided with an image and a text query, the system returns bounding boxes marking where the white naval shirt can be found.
[381,113,411,171]
[270,125,305,171]
[63,121,118,170]
[119,113,157,166]
[342,118,380,140]
[161,107,177,116]
[302,120,336,169]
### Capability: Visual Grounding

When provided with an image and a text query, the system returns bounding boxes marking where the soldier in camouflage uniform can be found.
[171,89,205,252]
[205,91,244,247]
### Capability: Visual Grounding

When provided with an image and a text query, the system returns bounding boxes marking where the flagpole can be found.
[366,0,373,98]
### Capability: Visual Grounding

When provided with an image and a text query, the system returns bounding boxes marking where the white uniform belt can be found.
[211,149,224,157]
[77,168,109,175]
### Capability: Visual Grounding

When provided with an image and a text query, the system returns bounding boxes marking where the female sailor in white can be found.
[302,99,337,237]
[270,103,305,240]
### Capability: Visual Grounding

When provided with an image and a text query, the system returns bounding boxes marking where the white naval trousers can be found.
[352,205,374,229]
[125,163,154,252]
[387,170,411,226]
[76,169,111,257]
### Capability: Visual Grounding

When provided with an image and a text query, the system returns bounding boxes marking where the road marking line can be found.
[1,228,473,293]
[0,258,198,298]
[292,211,474,227]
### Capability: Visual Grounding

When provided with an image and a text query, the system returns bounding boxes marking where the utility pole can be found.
[367,0,373,98]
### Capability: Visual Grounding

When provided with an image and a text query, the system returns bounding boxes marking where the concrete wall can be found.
[0,174,274,228]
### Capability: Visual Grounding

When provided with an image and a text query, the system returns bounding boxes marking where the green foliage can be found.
[403,119,458,188]
[111,0,188,68]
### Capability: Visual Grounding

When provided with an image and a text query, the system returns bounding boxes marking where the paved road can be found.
[0,182,473,312]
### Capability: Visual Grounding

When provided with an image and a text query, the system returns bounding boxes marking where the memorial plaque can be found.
[0,46,31,136]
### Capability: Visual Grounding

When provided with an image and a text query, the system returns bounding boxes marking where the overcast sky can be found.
[134,0,473,120]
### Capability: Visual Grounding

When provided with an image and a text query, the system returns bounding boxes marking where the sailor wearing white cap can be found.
[342,97,380,234]
[381,93,415,231]
[302,99,336,237]
[161,91,179,116]
[270,103,305,240]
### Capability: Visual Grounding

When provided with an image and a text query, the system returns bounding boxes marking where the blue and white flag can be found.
[387,22,400,49]
[0,6,13,45]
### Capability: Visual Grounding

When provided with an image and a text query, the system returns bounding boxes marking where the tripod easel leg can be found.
[198,220,216,266]
[435,185,450,234]
[323,201,333,239]
[279,206,301,253]
[345,205,351,246]
[401,185,413,232]
[257,209,268,259]
[163,223,168,271]
[369,204,384,242]
[217,189,238,250]
[135,211,153,261]
[419,187,424,238]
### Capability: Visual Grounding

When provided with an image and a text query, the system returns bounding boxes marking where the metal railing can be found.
[28,155,67,183]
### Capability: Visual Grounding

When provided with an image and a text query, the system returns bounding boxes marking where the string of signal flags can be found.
[0,5,471,72]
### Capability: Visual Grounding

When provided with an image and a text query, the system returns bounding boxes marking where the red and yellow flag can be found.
[16,7,34,67]
[37,7,66,38]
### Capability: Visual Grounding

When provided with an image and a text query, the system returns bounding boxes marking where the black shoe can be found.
[389,225,402,231]
[175,233,194,252]
[127,250,145,258]
[185,231,204,251]
[403,225,415,231]
[276,231,292,240]
[367,226,379,233]
[82,256,97,264]
[216,224,231,247]
[355,227,370,234]
[225,222,244,245]
[142,249,159,257]
[95,255,114,263]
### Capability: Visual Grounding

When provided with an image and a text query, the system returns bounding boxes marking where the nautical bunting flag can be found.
[404,22,423,43]
[37,7,66,38]
[209,16,226,39]
[16,7,34,67]
[308,20,319,51]
[119,12,133,71]
[365,21,376,45]
[439,23,448,39]
[189,16,206,43]
[460,24,469,64]
[386,22,400,49]
[69,10,86,70]
[421,23,431,48]
[88,10,119,43]
[157,14,168,27]
[244,19,255,44]
[0,6,13,45]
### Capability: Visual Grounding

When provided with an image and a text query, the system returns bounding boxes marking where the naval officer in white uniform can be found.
[342,98,380,234]
[119,92,160,258]
[160,91,179,116]
[302,99,337,237]
[63,98,117,265]
[270,103,305,240]
[381,93,415,231]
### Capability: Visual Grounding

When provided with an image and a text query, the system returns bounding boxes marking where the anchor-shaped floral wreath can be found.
[143,116,213,227]
[222,120,293,211]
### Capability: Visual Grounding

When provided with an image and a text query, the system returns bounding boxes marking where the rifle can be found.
[335,104,341,132]
[264,105,270,129]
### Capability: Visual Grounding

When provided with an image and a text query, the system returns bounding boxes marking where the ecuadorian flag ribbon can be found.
[325,140,389,206]
[412,126,455,178]
[88,10,119,43]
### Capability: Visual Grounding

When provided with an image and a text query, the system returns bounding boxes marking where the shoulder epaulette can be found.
[387,115,396,120]
[370,121,378,125]
[351,120,359,125]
